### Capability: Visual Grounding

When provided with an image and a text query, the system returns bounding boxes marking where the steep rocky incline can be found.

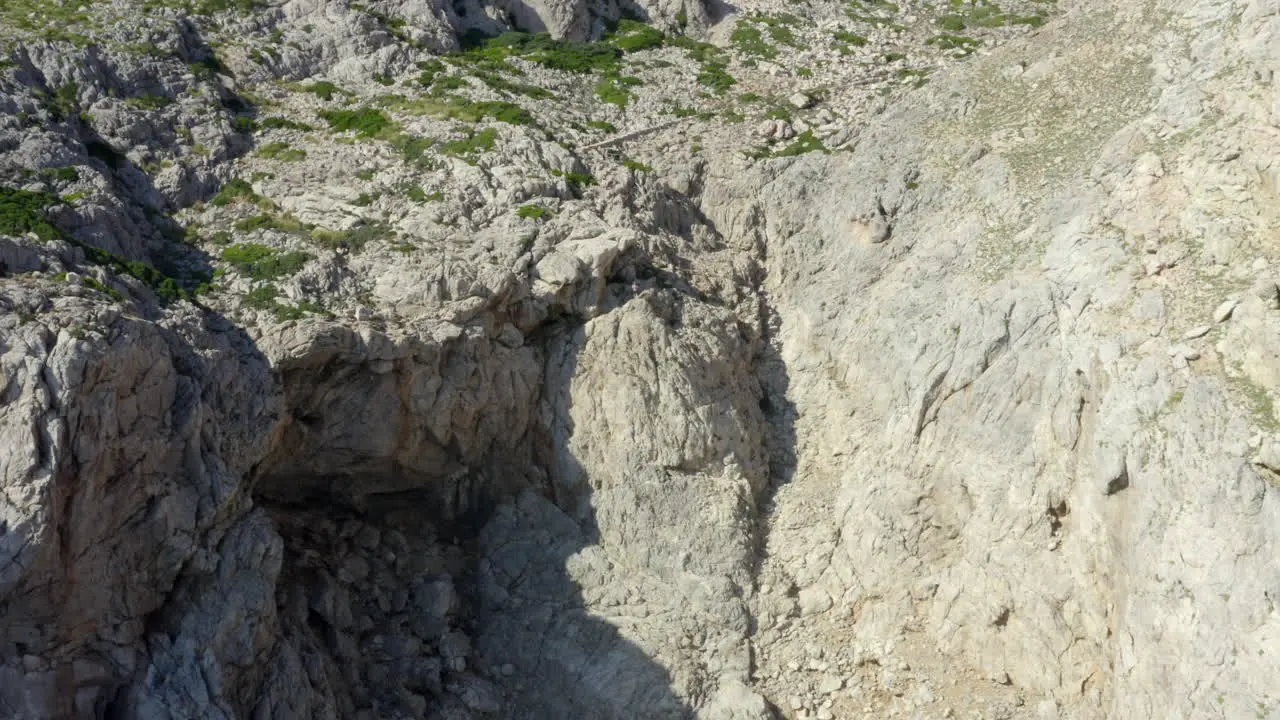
[2,0,1280,718]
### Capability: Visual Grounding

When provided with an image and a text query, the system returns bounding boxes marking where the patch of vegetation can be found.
[732,12,802,59]
[195,0,262,15]
[260,116,314,131]
[586,119,617,133]
[190,56,229,79]
[516,203,550,220]
[622,158,654,173]
[896,67,930,87]
[234,213,305,234]
[389,134,437,168]
[319,107,393,138]
[937,0,1042,31]
[221,242,312,281]
[378,94,535,126]
[0,186,64,241]
[551,168,595,195]
[775,130,828,157]
[303,81,345,101]
[256,142,307,161]
[594,73,642,107]
[416,59,447,86]
[211,178,258,206]
[608,19,665,52]
[403,185,428,203]
[309,220,391,252]
[352,192,379,207]
[439,128,498,163]
[927,33,981,55]
[125,93,172,110]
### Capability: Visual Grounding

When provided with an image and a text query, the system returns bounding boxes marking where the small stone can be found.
[65,271,82,285]
[501,663,516,677]
[1183,325,1212,339]
[817,709,834,720]
[817,675,844,694]
[355,306,375,321]
[789,92,814,109]
[1212,298,1238,323]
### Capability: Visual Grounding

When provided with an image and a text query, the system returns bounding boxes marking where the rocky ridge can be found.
[2,0,1280,718]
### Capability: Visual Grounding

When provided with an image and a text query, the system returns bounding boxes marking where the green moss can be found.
[586,119,617,133]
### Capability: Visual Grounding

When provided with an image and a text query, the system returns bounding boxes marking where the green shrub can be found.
[586,120,617,133]
[304,81,344,100]
[256,142,307,161]
[516,204,549,220]
[211,178,258,206]
[439,128,498,162]
[243,283,279,309]
[608,19,665,52]
[221,242,312,280]
[309,221,390,252]
[125,93,172,110]
[622,159,653,172]
[0,187,64,241]
[595,74,641,107]
[260,116,314,131]
[550,168,595,195]
[319,107,393,137]
[233,213,305,233]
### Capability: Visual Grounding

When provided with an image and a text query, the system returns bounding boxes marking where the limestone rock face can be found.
[3,0,1280,717]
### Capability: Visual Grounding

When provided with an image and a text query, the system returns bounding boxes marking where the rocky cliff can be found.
[2,0,1279,718]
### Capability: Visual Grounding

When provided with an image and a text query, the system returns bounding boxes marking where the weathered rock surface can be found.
[3,0,1280,718]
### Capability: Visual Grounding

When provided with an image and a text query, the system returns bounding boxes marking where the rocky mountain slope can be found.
[2,0,1279,717]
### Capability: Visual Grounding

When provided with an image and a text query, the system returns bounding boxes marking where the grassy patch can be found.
[234,213,305,234]
[586,119,618,133]
[260,116,314,131]
[125,93,172,110]
[439,128,498,163]
[256,142,307,161]
[516,203,550,220]
[378,94,535,126]
[595,73,642,107]
[927,33,981,55]
[623,158,653,172]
